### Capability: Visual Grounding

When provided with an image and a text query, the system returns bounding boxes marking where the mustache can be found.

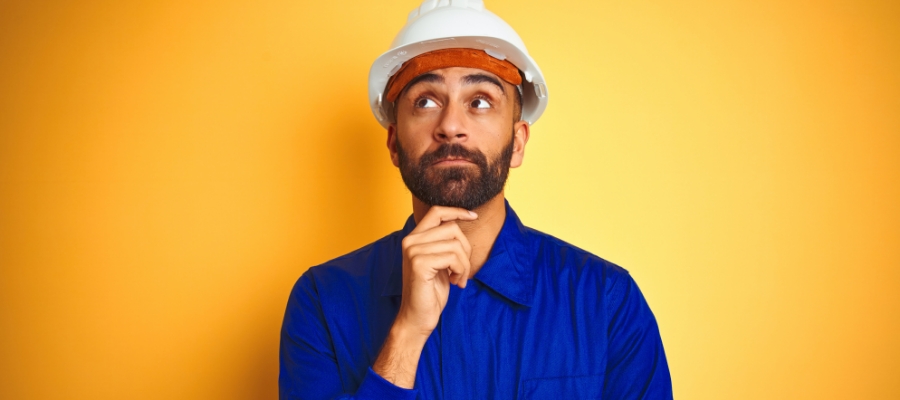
[418,143,488,167]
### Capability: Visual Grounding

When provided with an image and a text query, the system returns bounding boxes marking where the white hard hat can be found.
[368,0,549,128]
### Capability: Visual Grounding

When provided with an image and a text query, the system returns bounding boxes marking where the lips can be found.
[432,157,475,166]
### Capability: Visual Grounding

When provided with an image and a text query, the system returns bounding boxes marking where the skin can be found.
[372,67,531,389]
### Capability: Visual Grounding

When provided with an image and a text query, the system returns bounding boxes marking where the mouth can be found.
[432,157,475,167]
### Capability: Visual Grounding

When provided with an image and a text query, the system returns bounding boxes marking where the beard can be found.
[396,135,514,211]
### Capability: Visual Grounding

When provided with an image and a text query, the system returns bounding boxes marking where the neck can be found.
[412,193,507,277]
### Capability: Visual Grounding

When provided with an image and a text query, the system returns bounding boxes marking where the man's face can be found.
[388,67,530,210]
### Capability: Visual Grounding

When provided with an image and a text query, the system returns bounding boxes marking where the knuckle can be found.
[404,248,416,259]
[408,253,425,267]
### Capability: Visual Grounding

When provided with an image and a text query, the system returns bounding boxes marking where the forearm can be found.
[371,207,474,390]
[281,281,421,400]
[372,322,429,389]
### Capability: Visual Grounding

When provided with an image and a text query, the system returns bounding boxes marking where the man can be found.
[280,1,672,399]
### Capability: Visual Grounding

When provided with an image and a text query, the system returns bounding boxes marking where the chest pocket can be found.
[521,375,603,399]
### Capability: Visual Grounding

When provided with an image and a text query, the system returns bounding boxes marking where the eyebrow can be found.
[462,73,505,94]
[404,73,444,91]
[403,72,506,95]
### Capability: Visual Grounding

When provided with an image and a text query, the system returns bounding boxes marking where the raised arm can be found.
[279,206,477,399]
[372,206,476,387]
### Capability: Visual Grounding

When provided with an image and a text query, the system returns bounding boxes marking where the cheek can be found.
[395,129,433,162]
[475,120,512,147]
[397,111,439,137]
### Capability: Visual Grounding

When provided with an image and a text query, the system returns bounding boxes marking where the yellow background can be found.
[1,0,898,398]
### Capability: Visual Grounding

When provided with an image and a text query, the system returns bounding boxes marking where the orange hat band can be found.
[385,48,523,103]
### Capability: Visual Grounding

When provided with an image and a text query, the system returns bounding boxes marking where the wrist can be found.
[391,314,435,346]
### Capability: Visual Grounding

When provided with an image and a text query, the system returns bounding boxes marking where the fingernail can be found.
[468,210,477,217]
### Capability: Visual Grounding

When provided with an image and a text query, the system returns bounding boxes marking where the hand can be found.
[396,206,477,338]
[372,206,476,388]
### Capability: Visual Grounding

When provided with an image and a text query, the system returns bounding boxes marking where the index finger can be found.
[413,206,478,233]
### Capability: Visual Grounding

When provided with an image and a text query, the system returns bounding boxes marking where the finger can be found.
[405,222,473,257]
[412,206,478,233]
[406,240,469,262]
[408,248,470,281]
[408,251,470,287]
[406,240,471,285]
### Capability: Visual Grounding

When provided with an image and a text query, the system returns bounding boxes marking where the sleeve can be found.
[279,269,418,400]
[602,271,674,400]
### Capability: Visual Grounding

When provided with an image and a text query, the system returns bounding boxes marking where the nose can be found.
[434,101,468,143]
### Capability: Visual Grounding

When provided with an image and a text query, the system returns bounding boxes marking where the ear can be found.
[510,120,530,168]
[387,123,400,168]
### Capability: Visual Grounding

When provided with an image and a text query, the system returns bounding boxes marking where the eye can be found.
[415,97,438,108]
[470,98,491,109]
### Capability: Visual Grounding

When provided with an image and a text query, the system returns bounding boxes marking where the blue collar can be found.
[382,200,535,307]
